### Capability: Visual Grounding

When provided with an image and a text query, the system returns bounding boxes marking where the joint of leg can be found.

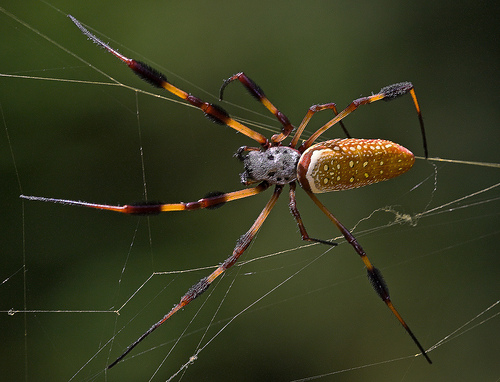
[309,237,338,246]
[182,277,209,304]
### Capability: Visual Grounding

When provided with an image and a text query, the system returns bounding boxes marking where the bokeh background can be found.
[1,1,498,381]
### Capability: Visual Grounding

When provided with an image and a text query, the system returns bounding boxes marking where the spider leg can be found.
[68,15,269,147]
[107,185,283,369]
[20,183,269,214]
[301,82,428,158]
[219,72,294,144]
[304,190,432,364]
[290,103,350,149]
[288,182,337,246]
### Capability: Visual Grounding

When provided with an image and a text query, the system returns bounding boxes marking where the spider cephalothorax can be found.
[239,146,301,185]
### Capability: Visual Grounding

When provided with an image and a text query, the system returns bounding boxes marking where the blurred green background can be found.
[1,1,499,381]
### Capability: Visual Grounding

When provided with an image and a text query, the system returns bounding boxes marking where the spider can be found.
[21,15,432,368]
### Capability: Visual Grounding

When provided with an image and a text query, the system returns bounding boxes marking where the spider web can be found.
[1,2,499,381]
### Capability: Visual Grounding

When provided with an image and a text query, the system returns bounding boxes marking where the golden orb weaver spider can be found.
[21,15,432,368]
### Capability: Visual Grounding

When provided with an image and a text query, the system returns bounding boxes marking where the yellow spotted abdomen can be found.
[296,138,415,193]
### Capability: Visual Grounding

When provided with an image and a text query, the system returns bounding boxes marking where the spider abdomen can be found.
[297,138,415,193]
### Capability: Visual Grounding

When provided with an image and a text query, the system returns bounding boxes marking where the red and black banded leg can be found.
[290,103,350,149]
[68,15,269,147]
[219,72,294,144]
[288,182,337,246]
[20,183,270,214]
[304,190,432,364]
[302,82,427,157]
[107,185,284,369]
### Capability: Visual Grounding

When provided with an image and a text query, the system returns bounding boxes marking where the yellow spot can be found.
[349,177,354,182]
[363,161,368,167]
[336,176,341,181]
[364,173,369,178]
[349,161,354,167]
[336,164,341,169]
[380,170,384,174]
[380,161,384,166]
[323,177,329,184]
[323,164,329,171]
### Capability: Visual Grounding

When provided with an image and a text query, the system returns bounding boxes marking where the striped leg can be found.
[289,103,350,149]
[219,72,294,144]
[107,185,283,368]
[301,82,427,158]
[20,183,270,214]
[220,73,354,147]
[68,16,269,147]
[305,190,432,364]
